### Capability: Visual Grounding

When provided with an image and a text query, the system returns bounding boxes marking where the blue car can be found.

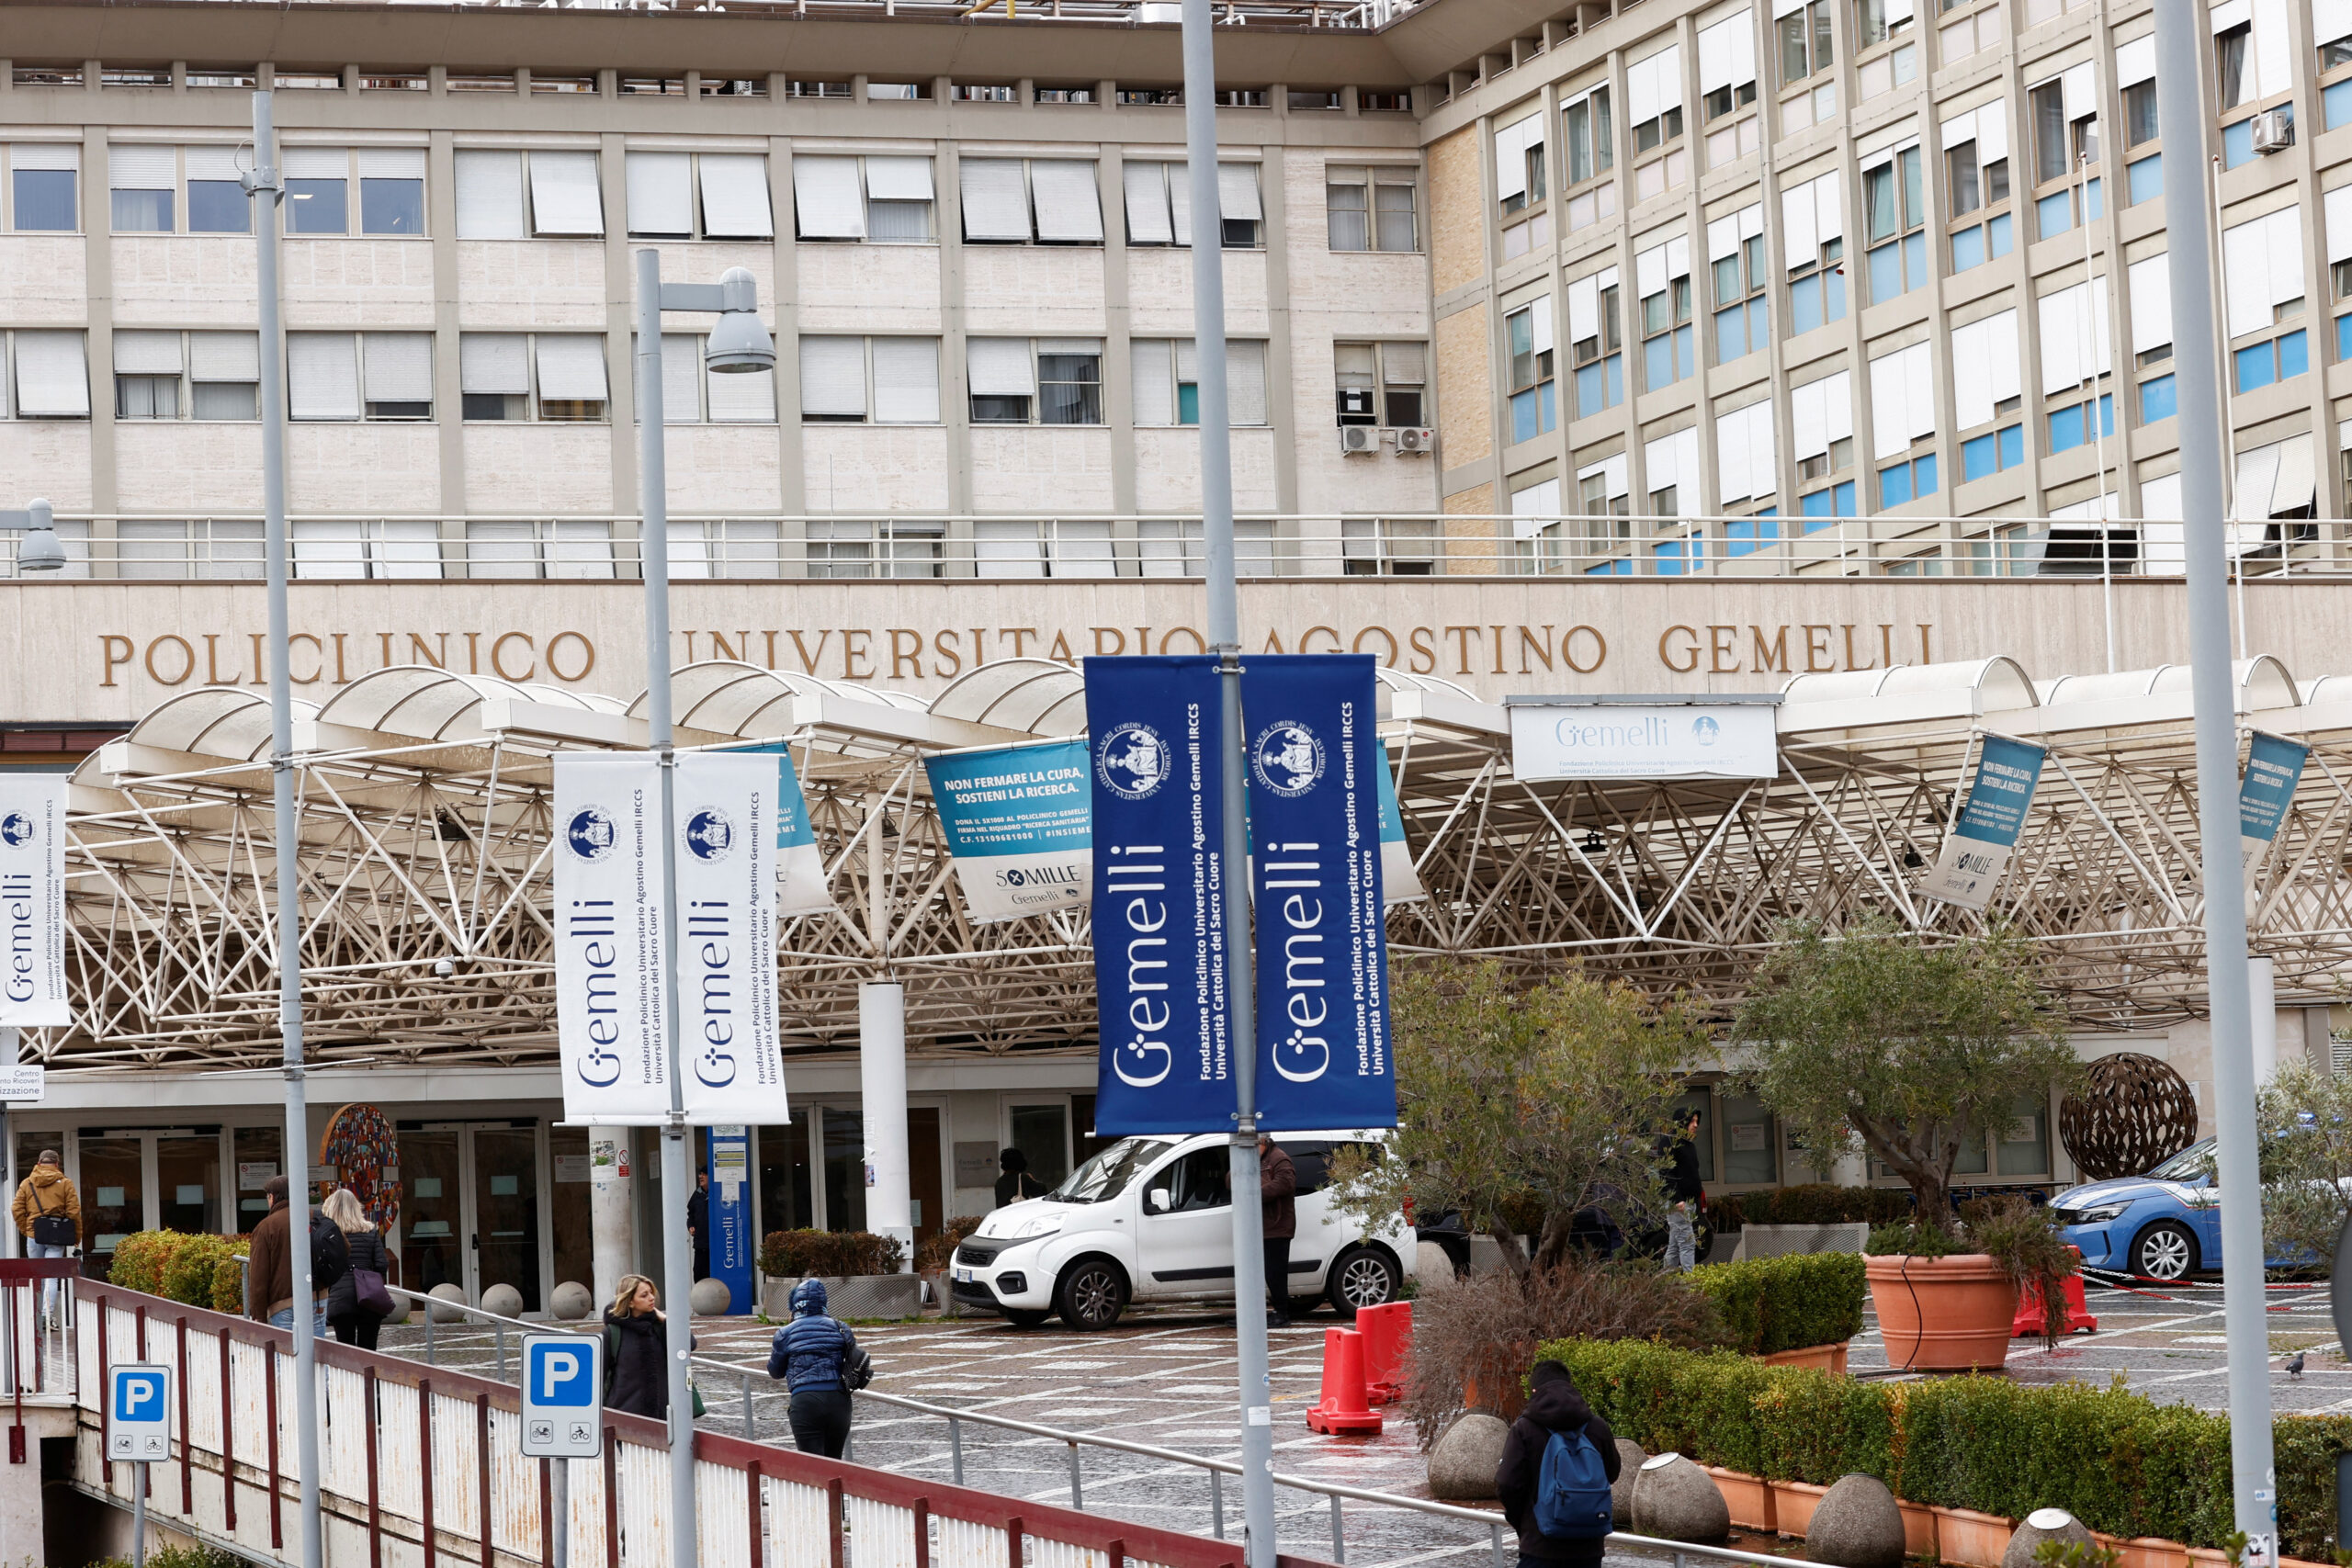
[2050,1139,2221,1281]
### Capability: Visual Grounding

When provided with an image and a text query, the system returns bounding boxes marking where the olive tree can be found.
[1326,960,1701,1274]
[1733,921,2077,1225]
[2255,1060,2352,1263]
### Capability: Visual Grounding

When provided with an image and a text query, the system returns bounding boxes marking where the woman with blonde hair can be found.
[602,1273,693,1419]
[322,1188,393,1349]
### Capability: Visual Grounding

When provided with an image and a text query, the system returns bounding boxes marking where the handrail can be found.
[393,1287,1795,1568]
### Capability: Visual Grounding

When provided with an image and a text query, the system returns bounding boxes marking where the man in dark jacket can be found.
[687,1170,710,1281]
[1496,1361,1623,1567]
[244,1176,326,1336]
[1661,1111,1704,1272]
[1257,1134,1296,1327]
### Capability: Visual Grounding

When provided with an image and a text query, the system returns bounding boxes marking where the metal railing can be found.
[7,511,2350,581]
[7,0,1393,30]
[388,1289,1795,1568]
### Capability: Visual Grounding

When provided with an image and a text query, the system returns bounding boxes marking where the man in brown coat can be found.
[244,1175,322,1334]
[1258,1134,1297,1327]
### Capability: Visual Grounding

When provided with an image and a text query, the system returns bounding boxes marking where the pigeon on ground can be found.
[2287,1351,2306,1377]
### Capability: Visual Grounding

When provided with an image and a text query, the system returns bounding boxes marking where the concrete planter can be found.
[1730,1223,1871,1259]
[1930,1505,2007,1563]
[759,1273,924,1320]
[1705,1467,1775,1533]
[1864,1253,2015,1371]
[1758,1339,1849,1374]
[1769,1480,1826,1537]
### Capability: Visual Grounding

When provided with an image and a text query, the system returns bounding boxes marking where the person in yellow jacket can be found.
[11,1151,80,1323]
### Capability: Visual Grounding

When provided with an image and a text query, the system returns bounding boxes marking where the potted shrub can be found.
[1860,1201,2077,1371]
[758,1228,919,1319]
[1734,921,2080,1372]
[1687,1251,1866,1372]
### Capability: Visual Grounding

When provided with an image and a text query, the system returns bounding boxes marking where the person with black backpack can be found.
[244,1175,347,1337]
[1496,1360,1622,1567]
[766,1278,869,1458]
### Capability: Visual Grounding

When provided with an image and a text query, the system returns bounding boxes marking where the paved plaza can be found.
[362,1270,2349,1568]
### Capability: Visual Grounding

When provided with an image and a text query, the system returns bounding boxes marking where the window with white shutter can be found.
[184,144,250,234]
[187,332,260,420]
[360,333,434,417]
[1870,338,1940,507]
[9,142,79,231]
[1949,309,2027,482]
[1124,162,1174,245]
[1131,340,1175,427]
[356,146,425,235]
[960,159,1035,243]
[527,151,605,237]
[626,152,695,237]
[2221,206,2311,393]
[283,146,350,235]
[1698,9,1759,124]
[967,338,1038,422]
[288,333,360,421]
[535,334,610,418]
[1135,338,1276,426]
[1029,161,1104,243]
[697,154,774,239]
[460,332,530,420]
[1216,163,1263,246]
[456,150,526,239]
[871,338,940,424]
[863,156,933,242]
[706,356,776,423]
[108,143,176,232]
[1790,369,1855,519]
[793,156,866,240]
[112,329,183,420]
[799,336,869,421]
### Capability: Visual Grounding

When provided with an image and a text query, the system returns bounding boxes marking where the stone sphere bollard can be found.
[481,1283,525,1319]
[550,1281,594,1321]
[690,1277,736,1316]
[427,1283,469,1323]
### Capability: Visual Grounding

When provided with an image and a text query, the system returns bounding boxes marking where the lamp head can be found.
[705,265,775,373]
[11,498,62,574]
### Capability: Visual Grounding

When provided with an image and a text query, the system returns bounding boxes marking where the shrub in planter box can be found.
[757,1228,905,1280]
[1688,1252,1866,1356]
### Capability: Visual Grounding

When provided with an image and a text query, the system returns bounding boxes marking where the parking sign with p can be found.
[108,1363,172,1462]
[520,1334,603,1459]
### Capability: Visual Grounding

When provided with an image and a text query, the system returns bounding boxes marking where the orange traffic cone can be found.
[1306,1326,1384,1435]
[1356,1301,1410,1405]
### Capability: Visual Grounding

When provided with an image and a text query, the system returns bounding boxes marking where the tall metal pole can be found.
[1174,16,1275,1568]
[2152,13,2278,1562]
[632,246,698,1568]
[249,90,322,1568]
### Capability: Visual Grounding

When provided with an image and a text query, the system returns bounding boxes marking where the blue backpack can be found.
[1532,1427,1614,1540]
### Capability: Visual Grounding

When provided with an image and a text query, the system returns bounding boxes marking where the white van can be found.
[947,1129,1413,1330]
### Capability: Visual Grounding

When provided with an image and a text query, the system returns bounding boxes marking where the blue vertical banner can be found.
[706,1124,752,1312]
[1241,655,1397,1131]
[1085,656,1233,1134]
[2239,731,2310,877]
[1917,735,2047,911]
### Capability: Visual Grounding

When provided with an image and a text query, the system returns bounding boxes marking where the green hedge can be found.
[758,1228,905,1279]
[1687,1252,1867,1355]
[108,1229,252,1314]
[1709,1185,1915,1232]
[1532,1337,2352,1558]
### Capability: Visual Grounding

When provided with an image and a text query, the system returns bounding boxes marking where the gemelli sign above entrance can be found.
[1506,698,1782,781]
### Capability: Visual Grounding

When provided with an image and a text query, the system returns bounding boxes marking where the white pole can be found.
[2248,955,2278,1084]
[2154,7,2278,1559]
[589,1132,635,1311]
[248,89,322,1568]
[858,984,912,1267]
[1,1027,17,1262]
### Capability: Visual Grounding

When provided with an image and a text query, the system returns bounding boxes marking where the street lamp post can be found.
[241,90,324,1568]
[1170,10,1278,1568]
[0,506,57,1284]
[630,251,776,1568]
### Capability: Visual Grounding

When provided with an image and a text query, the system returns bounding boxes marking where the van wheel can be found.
[1055,1258,1129,1331]
[1002,1309,1050,1328]
[1326,1246,1401,1320]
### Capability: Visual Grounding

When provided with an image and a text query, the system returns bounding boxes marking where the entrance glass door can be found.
[74,1138,144,1277]
[400,1131,465,1297]
[472,1126,541,1313]
[157,1135,221,1235]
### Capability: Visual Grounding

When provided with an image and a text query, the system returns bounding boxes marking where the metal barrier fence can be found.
[62,1279,1339,1568]
[4,512,2343,581]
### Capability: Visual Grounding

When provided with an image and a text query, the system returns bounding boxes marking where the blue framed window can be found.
[1653,535,1704,575]
[1862,148,1928,302]
[2222,116,2256,169]
[10,168,75,231]
[1787,242,1846,336]
[1713,231,1771,362]
[1506,303,1558,441]
[2339,313,2352,363]
[2329,78,2352,130]
[2126,153,2163,206]
[1724,515,1781,557]
[2233,330,2308,392]
[1798,480,1858,529]
[2138,374,2176,423]
[1567,275,1623,419]
[2044,394,2113,456]
[1878,453,1938,505]
[1574,356,1621,418]
[2036,188,2075,239]
[1961,423,2024,482]
[1641,271,1696,389]
[1585,557,1633,576]
[1944,129,2010,276]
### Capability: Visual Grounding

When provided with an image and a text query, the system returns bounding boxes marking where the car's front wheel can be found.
[1055,1258,1129,1330]
[1326,1245,1402,1319]
[2130,1220,2200,1280]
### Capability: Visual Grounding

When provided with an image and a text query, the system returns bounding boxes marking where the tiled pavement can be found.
[371,1275,2347,1567]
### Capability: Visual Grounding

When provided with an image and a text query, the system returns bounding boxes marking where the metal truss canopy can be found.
[38,651,2352,1076]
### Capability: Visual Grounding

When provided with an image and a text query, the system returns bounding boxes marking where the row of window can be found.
[0,327,1429,430]
[9,64,1414,113]
[1,144,1421,253]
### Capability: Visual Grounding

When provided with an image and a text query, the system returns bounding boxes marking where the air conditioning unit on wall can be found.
[1338,424,1378,455]
[2252,108,2296,153]
[1395,427,1436,455]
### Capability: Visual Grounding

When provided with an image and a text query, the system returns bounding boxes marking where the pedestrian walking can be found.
[322,1188,392,1349]
[245,1176,341,1336]
[1496,1360,1623,1567]
[994,1148,1046,1206]
[688,1170,711,1281]
[603,1273,693,1420]
[12,1150,78,1322]
[767,1279,866,1458]
[1660,1111,1704,1272]
[1258,1133,1296,1326]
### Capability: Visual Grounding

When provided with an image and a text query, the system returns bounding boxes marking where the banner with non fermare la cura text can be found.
[926,739,1092,924]
[0,773,67,1025]
[1241,655,1396,1131]
[1085,656,1232,1134]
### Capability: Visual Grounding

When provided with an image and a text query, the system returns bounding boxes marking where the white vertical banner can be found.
[673,752,787,1126]
[552,754,671,1123]
[0,773,69,1025]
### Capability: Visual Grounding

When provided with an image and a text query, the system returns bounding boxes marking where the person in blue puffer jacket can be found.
[768,1279,861,1457]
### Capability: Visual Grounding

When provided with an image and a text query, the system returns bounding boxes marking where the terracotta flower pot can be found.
[1769,1480,1826,1538]
[1864,1253,2016,1371]
[1706,1467,1777,1533]
[2098,1534,2189,1568]
[1930,1505,2013,1566]
[1758,1340,1850,1375]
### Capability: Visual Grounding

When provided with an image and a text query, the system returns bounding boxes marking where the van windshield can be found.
[1051,1137,1179,1203]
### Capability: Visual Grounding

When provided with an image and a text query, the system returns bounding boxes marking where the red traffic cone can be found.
[1356,1301,1410,1405]
[1306,1326,1384,1435]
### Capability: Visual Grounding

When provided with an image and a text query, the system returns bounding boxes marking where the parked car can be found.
[2050,1138,2222,1280]
[949,1129,1414,1330]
